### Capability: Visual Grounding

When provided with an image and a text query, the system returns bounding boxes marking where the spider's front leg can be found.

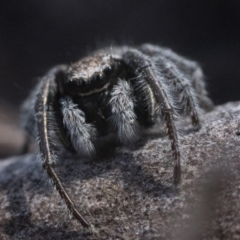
[123,49,181,184]
[34,68,91,228]
[109,79,139,144]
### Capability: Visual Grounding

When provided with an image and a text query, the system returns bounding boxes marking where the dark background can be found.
[1,0,240,107]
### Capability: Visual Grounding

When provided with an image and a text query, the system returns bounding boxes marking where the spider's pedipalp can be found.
[109,79,139,144]
[60,96,97,157]
[123,49,181,184]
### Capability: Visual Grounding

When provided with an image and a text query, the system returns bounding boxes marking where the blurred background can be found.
[0,0,240,156]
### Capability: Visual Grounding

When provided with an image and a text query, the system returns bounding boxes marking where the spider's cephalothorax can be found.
[21,44,213,228]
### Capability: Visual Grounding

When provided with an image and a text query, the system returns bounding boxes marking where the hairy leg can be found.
[131,72,159,127]
[123,49,181,184]
[140,44,214,111]
[34,66,90,228]
[109,79,139,144]
[20,77,43,154]
[158,56,201,129]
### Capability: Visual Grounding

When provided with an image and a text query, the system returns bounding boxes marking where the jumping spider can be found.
[21,44,213,228]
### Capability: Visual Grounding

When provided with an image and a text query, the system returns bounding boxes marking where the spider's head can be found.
[65,54,117,96]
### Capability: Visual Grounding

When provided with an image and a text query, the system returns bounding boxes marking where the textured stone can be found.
[0,102,240,239]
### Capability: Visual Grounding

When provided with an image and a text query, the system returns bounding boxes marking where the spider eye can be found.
[75,78,88,90]
[103,66,113,76]
[67,77,89,93]
[76,77,84,85]
[92,74,101,82]
[91,74,106,87]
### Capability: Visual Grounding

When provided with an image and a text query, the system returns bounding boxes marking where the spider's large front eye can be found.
[79,80,88,91]
[67,78,89,93]
[103,66,113,76]
[91,74,106,87]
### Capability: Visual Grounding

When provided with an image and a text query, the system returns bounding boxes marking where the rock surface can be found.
[0,102,240,240]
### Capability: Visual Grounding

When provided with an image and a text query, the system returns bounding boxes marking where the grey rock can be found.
[0,102,240,240]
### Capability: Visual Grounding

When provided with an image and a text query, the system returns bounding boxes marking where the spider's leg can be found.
[35,68,90,228]
[123,49,181,184]
[131,72,158,127]
[159,58,201,129]
[20,80,42,154]
[60,96,96,157]
[140,44,214,111]
[20,65,71,154]
[109,79,139,144]
[186,62,213,111]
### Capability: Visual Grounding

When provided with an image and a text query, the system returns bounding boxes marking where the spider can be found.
[21,43,213,228]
